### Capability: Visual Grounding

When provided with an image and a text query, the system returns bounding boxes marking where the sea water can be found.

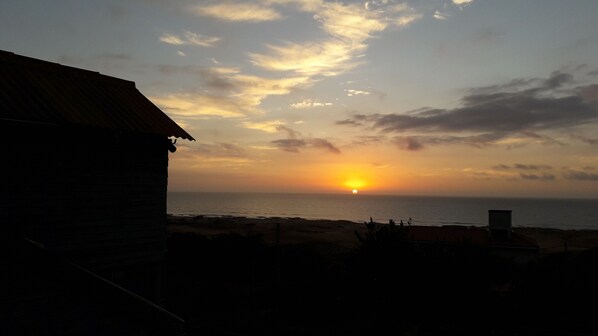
[167,192,598,230]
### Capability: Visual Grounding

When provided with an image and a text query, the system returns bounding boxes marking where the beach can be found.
[166,214,598,255]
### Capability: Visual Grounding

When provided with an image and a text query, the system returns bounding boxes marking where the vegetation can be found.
[163,220,598,335]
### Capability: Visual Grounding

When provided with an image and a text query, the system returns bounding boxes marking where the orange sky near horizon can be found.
[167,140,598,198]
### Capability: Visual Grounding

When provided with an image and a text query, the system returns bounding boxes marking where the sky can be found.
[1,0,598,198]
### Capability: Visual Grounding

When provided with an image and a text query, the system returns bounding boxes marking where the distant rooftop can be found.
[0,50,194,140]
[407,225,539,250]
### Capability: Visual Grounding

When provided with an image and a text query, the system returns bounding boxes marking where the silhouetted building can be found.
[1,50,193,335]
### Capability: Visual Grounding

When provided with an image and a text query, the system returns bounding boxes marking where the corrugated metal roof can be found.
[0,50,194,140]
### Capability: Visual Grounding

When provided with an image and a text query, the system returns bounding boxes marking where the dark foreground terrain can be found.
[163,216,598,336]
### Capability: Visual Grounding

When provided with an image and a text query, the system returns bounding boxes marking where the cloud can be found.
[271,138,340,154]
[152,68,312,118]
[433,11,448,20]
[562,170,598,181]
[276,125,301,138]
[336,114,369,127]
[392,136,425,151]
[514,164,553,170]
[520,173,556,181]
[395,13,424,27]
[345,89,371,96]
[310,138,341,153]
[492,164,511,171]
[579,84,598,102]
[493,163,553,171]
[389,133,506,150]
[488,163,557,181]
[338,70,598,150]
[193,142,247,157]
[364,1,423,28]
[249,40,365,76]
[150,93,248,118]
[270,124,340,153]
[177,51,187,57]
[572,134,598,145]
[271,139,307,153]
[243,120,286,133]
[351,135,386,146]
[314,1,386,42]
[453,0,474,5]
[158,0,473,124]
[173,143,255,168]
[192,3,283,22]
[229,73,312,109]
[249,0,424,80]
[159,31,220,47]
[290,99,333,109]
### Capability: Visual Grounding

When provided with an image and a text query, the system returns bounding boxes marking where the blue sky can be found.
[2,0,598,198]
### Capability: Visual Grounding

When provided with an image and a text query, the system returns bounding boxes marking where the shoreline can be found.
[167,214,598,254]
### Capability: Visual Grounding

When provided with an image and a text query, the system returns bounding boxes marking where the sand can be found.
[167,214,598,255]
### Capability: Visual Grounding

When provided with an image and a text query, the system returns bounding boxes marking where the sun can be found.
[352,189,358,194]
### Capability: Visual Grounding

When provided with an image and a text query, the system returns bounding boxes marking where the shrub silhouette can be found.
[348,218,517,334]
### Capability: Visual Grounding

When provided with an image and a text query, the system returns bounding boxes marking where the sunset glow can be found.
[344,179,367,191]
[4,1,597,198]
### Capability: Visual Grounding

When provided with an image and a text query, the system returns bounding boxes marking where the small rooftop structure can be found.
[489,209,512,240]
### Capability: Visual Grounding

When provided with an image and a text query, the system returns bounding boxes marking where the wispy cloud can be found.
[290,99,333,109]
[520,173,556,181]
[453,0,474,6]
[270,124,340,153]
[310,138,341,153]
[243,120,286,133]
[345,89,371,96]
[249,40,364,76]
[486,163,562,182]
[315,1,386,42]
[150,93,248,118]
[572,134,598,145]
[433,11,448,20]
[275,124,301,139]
[364,1,423,28]
[562,169,598,181]
[493,164,553,171]
[172,143,256,169]
[160,0,474,126]
[272,138,340,154]
[193,142,247,158]
[159,31,220,47]
[393,136,425,151]
[394,13,423,27]
[249,0,425,81]
[192,3,283,22]
[152,68,312,118]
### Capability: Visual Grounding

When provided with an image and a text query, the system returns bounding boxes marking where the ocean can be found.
[167,192,598,230]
